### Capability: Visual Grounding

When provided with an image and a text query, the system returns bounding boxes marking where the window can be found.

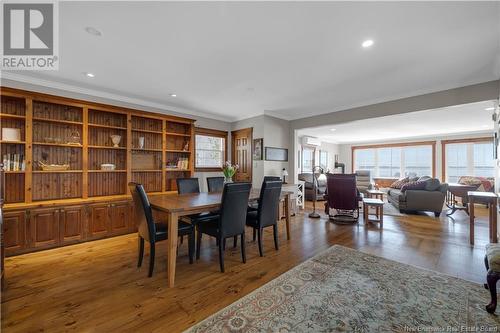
[301,146,315,173]
[443,139,493,182]
[195,128,227,170]
[319,150,329,170]
[353,142,434,179]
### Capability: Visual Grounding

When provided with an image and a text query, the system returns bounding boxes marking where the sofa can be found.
[387,176,448,217]
[458,176,495,206]
[298,173,327,201]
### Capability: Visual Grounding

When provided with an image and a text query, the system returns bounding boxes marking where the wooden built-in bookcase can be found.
[0,87,195,256]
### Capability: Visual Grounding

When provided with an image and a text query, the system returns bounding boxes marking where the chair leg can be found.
[241,233,246,263]
[273,224,279,250]
[188,231,194,264]
[218,236,225,273]
[148,242,155,277]
[486,270,500,313]
[257,228,264,257]
[233,235,238,248]
[137,236,144,268]
[196,229,202,260]
[253,228,256,241]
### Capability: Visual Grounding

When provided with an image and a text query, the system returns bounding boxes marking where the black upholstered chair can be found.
[263,176,282,182]
[207,177,225,193]
[128,182,194,277]
[196,182,252,272]
[246,180,282,257]
[248,176,282,210]
[176,177,200,194]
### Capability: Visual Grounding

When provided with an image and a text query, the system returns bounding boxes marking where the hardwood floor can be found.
[1,203,493,332]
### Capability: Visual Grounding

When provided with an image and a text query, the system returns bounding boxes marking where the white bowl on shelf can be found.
[2,128,21,141]
[100,164,116,171]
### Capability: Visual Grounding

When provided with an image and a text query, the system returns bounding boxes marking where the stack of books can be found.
[2,153,25,171]
[176,157,189,170]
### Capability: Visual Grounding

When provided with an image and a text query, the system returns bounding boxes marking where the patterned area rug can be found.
[185,245,499,332]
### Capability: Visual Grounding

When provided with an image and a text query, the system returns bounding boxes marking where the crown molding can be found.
[0,72,233,123]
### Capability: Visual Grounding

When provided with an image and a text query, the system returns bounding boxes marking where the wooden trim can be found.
[351,140,437,178]
[0,87,195,124]
[25,98,33,203]
[82,107,89,198]
[194,127,228,172]
[441,136,493,182]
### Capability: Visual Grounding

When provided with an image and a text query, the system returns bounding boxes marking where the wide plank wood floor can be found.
[1,203,493,332]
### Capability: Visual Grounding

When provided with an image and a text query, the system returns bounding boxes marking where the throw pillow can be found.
[390,177,409,189]
[418,176,431,182]
[424,178,441,191]
[401,180,427,192]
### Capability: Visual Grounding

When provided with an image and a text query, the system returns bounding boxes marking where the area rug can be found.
[185,245,499,332]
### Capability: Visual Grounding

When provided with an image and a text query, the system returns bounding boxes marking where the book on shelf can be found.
[2,153,25,171]
[169,157,189,170]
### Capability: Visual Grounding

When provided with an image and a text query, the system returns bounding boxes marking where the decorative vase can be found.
[110,135,121,147]
[224,176,233,184]
[138,137,145,149]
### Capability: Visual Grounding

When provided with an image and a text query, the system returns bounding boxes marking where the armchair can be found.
[324,173,362,223]
[355,170,374,195]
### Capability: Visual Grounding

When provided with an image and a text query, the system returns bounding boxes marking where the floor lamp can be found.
[309,166,324,218]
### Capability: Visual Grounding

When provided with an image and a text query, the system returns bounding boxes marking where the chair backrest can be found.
[263,176,281,182]
[207,177,225,193]
[325,174,358,210]
[219,182,252,238]
[258,180,282,227]
[128,182,155,242]
[355,170,371,193]
[176,178,200,194]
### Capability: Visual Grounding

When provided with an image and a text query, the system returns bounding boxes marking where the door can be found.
[109,201,132,236]
[30,208,60,249]
[3,210,27,256]
[231,128,252,182]
[88,204,110,239]
[60,206,85,244]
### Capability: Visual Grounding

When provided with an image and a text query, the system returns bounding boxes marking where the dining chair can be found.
[263,176,282,182]
[207,177,225,193]
[196,182,252,272]
[176,177,200,194]
[248,176,282,211]
[128,182,194,277]
[246,180,282,257]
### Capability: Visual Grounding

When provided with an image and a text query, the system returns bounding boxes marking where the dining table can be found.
[149,188,293,287]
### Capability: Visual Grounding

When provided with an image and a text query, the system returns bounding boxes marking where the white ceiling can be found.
[297,101,496,144]
[4,2,500,121]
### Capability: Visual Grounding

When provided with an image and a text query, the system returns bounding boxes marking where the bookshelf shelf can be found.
[0,140,26,144]
[88,123,127,130]
[0,113,26,120]
[88,170,127,173]
[33,117,83,126]
[166,132,191,137]
[132,128,163,134]
[32,170,83,173]
[88,145,127,150]
[4,170,25,174]
[33,142,83,148]
[132,148,163,152]
[165,149,191,153]
[166,168,191,172]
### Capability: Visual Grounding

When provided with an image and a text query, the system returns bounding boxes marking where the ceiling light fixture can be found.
[85,27,102,36]
[362,39,374,48]
[83,72,95,78]
[170,93,177,97]
[330,128,337,131]
[485,107,495,111]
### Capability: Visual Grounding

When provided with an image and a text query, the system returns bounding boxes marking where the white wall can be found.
[338,131,493,181]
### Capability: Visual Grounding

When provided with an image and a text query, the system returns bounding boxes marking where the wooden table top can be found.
[362,198,384,205]
[149,189,293,213]
[448,183,477,189]
[367,189,385,194]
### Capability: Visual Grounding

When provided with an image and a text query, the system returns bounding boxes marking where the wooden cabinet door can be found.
[60,206,85,244]
[231,128,252,182]
[109,201,131,236]
[88,204,110,239]
[3,210,27,256]
[30,208,60,250]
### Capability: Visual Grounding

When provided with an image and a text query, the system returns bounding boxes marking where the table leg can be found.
[285,194,291,240]
[469,198,475,245]
[167,212,179,287]
[380,205,383,228]
[492,199,498,243]
[363,203,367,223]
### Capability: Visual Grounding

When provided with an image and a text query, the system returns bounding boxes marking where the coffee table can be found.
[363,198,384,227]
[446,183,477,216]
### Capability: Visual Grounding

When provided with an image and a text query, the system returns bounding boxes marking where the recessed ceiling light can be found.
[330,128,336,131]
[482,124,490,128]
[170,93,177,97]
[85,27,102,36]
[83,72,95,78]
[485,107,495,111]
[362,39,374,48]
